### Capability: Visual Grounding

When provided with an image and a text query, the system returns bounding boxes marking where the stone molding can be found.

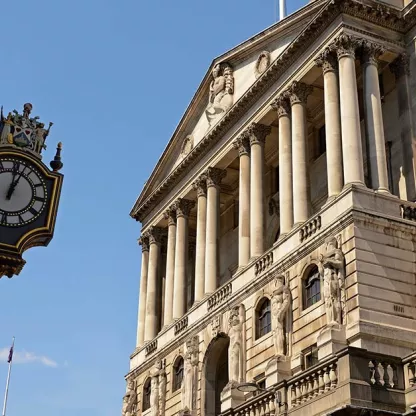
[172,198,195,218]
[138,235,150,252]
[233,136,251,157]
[390,53,410,80]
[315,47,338,74]
[271,95,291,118]
[130,0,408,222]
[360,40,385,67]
[204,167,226,188]
[287,81,313,106]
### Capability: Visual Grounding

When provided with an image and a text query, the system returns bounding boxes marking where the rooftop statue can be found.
[205,63,234,127]
[0,103,53,157]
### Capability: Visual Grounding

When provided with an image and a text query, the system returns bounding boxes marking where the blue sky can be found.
[0,0,307,414]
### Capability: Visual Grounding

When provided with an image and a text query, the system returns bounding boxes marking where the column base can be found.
[343,181,366,190]
[375,187,393,196]
[317,324,346,360]
[265,356,291,387]
[220,382,246,412]
[323,194,339,207]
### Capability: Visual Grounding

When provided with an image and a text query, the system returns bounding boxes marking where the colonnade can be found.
[136,34,391,346]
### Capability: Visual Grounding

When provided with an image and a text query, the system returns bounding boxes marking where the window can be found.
[173,357,184,392]
[304,344,319,369]
[142,378,151,411]
[304,266,321,309]
[256,298,272,339]
[318,125,326,157]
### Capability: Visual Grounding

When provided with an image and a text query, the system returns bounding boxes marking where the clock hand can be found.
[5,171,23,200]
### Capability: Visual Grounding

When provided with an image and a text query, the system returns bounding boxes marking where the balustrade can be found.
[299,216,322,242]
[225,390,277,416]
[174,316,189,335]
[368,359,398,388]
[207,283,232,311]
[145,339,158,356]
[254,251,274,276]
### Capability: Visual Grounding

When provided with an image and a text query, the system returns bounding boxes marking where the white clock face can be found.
[0,157,47,227]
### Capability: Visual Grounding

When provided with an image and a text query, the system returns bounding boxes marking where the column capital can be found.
[163,206,177,226]
[246,122,271,146]
[271,95,291,118]
[233,136,251,157]
[192,175,207,197]
[138,235,150,252]
[315,47,338,74]
[390,53,410,80]
[360,40,385,67]
[287,81,313,106]
[204,167,227,188]
[145,226,164,245]
[332,34,360,60]
[172,198,195,218]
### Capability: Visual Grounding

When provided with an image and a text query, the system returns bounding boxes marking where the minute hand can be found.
[6,173,23,200]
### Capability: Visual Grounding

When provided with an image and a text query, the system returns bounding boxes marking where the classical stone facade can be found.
[124,1,416,415]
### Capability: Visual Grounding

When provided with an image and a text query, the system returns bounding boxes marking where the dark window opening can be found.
[142,378,151,411]
[304,344,319,369]
[256,298,272,339]
[318,125,326,157]
[304,266,321,309]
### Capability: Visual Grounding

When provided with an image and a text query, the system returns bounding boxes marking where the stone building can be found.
[123,1,416,415]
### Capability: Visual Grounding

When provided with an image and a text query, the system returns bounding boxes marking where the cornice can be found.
[130,0,410,222]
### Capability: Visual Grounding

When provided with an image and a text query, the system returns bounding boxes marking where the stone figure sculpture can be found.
[271,275,291,357]
[156,360,166,416]
[150,375,159,416]
[318,236,345,326]
[205,62,234,127]
[122,380,137,416]
[180,336,199,415]
[228,305,245,385]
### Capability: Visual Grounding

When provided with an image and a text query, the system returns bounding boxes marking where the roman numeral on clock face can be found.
[29,207,38,216]
[34,196,45,203]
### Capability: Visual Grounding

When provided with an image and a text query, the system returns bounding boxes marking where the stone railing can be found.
[145,339,157,356]
[403,351,416,388]
[299,216,322,242]
[207,283,232,311]
[222,389,278,416]
[290,362,338,407]
[174,316,188,335]
[254,251,274,276]
[401,204,416,221]
[368,359,399,388]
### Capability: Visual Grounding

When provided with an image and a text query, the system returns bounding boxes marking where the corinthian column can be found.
[233,135,251,266]
[288,81,312,225]
[136,235,149,347]
[144,226,163,341]
[249,123,271,257]
[361,40,390,193]
[192,176,207,302]
[162,207,176,326]
[316,48,344,199]
[205,167,226,294]
[334,34,365,186]
[173,198,195,319]
[272,96,293,235]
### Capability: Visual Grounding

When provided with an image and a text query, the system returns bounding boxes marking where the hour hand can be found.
[6,172,20,200]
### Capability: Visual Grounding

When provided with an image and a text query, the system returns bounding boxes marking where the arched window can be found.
[304,266,321,310]
[142,378,151,411]
[172,356,184,392]
[256,298,271,339]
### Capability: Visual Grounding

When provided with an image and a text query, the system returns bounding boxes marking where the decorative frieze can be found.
[299,216,322,242]
[145,339,158,356]
[174,316,189,336]
[207,283,232,311]
[254,251,274,276]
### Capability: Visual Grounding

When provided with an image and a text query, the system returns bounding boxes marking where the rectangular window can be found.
[304,344,319,369]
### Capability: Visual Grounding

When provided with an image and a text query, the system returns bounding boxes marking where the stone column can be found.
[144,226,163,341]
[316,49,344,199]
[334,34,365,186]
[390,54,416,200]
[233,135,251,266]
[272,96,293,235]
[192,176,207,302]
[205,167,226,294]
[288,81,312,225]
[173,198,195,319]
[249,123,271,257]
[162,207,176,326]
[361,40,390,193]
[136,235,149,347]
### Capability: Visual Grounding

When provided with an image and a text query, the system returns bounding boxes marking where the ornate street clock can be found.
[0,103,63,278]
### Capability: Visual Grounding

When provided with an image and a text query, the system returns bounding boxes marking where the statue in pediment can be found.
[205,62,234,127]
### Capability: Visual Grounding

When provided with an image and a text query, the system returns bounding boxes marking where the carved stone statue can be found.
[122,380,137,416]
[150,375,159,416]
[33,122,53,153]
[149,360,166,416]
[271,275,291,357]
[181,336,199,415]
[228,305,245,385]
[205,62,234,127]
[318,236,345,326]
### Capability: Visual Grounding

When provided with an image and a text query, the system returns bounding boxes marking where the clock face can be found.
[0,157,48,227]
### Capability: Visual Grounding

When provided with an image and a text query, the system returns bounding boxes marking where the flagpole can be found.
[2,337,14,416]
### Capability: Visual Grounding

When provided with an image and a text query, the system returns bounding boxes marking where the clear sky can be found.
[0,0,307,414]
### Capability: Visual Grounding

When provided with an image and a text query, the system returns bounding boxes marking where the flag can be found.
[7,343,13,363]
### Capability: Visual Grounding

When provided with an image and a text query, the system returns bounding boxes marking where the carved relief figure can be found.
[271,275,291,357]
[228,305,245,385]
[255,51,271,78]
[181,336,199,414]
[155,360,166,416]
[122,380,137,416]
[318,236,345,326]
[181,135,194,157]
[150,375,159,416]
[205,62,234,126]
